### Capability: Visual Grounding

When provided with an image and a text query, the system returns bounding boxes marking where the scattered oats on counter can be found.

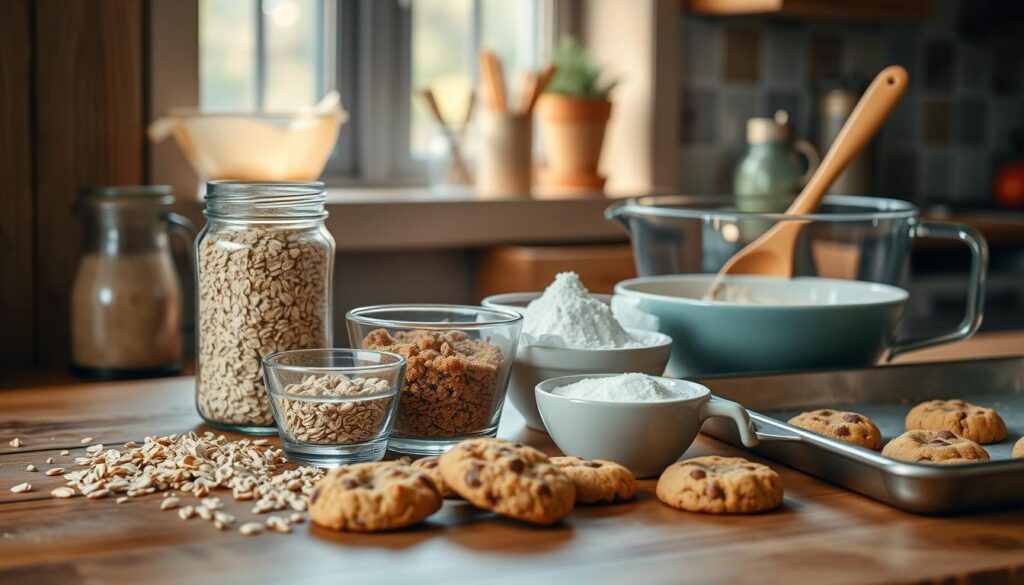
[80,437,94,444]
[9,438,22,448]
[10,482,31,494]
[45,457,55,464]
[60,450,69,456]
[160,497,180,511]
[25,465,37,472]
[45,467,64,476]
[51,487,75,499]
[239,522,264,536]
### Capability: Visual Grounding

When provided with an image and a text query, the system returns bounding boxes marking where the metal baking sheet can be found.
[695,357,1024,514]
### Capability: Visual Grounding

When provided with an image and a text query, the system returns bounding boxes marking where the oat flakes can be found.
[196,228,330,427]
[276,374,393,445]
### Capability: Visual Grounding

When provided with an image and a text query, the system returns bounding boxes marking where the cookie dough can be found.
[788,409,883,450]
[881,429,990,464]
[1013,436,1024,459]
[439,438,575,525]
[904,399,1007,444]
[656,456,783,514]
[309,462,442,532]
[549,456,637,505]
[411,456,458,499]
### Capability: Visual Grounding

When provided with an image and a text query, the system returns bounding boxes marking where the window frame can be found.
[153,0,567,190]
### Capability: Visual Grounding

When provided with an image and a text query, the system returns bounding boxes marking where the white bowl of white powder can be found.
[482,274,671,431]
[535,373,758,478]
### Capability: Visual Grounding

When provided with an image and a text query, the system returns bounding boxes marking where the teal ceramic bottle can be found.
[734,111,819,214]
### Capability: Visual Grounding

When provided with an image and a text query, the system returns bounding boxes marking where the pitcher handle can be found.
[794,139,820,186]
[888,221,987,359]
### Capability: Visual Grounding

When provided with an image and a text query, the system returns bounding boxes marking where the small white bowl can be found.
[482,292,672,431]
[535,374,759,478]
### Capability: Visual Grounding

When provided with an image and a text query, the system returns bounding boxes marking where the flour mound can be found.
[551,373,692,402]
[522,272,641,350]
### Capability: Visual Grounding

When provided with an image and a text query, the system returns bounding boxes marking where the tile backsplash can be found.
[678,0,1024,206]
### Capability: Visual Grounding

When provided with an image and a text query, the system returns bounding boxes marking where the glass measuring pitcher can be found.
[71,186,195,378]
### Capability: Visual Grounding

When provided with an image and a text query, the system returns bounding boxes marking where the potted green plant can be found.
[536,36,617,191]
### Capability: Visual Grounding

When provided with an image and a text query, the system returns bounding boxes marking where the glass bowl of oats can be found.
[262,348,406,467]
[346,305,523,455]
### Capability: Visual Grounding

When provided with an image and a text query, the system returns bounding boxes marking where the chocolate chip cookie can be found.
[1013,436,1024,459]
[309,462,442,532]
[788,409,883,450]
[881,429,990,464]
[438,438,575,525]
[411,456,459,499]
[656,456,783,514]
[549,456,637,505]
[904,399,1007,444]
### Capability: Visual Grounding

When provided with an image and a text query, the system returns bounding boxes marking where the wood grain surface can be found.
[0,0,35,368]
[3,369,1024,585]
[32,0,144,367]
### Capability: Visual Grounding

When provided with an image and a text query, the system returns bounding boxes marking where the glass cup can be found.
[263,349,405,467]
[346,305,524,455]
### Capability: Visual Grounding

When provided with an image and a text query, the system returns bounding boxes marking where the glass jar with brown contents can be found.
[195,181,335,434]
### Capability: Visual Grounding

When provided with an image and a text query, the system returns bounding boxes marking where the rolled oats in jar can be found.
[195,181,335,433]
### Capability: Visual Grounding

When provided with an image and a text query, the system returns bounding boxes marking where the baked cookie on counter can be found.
[656,456,783,514]
[411,456,459,499]
[1013,436,1024,459]
[904,399,1007,444]
[788,409,883,450]
[881,430,990,464]
[439,438,575,525]
[549,456,637,505]
[309,462,442,532]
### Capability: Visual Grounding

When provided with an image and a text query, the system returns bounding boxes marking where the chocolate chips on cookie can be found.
[439,438,575,525]
[904,399,1007,444]
[656,456,783,514]
[881,429,990,464]
[788,409,883,450]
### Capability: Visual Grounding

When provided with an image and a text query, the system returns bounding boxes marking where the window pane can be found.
[200,0,257,110]
[409,0,540,156]
[410,0,473,155]
[479,0,539,75]
[263,0,323,110]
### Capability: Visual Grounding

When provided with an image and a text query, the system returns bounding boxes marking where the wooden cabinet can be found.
[476,244,636,299]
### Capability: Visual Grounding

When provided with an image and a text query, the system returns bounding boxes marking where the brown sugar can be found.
[361,329,503,438]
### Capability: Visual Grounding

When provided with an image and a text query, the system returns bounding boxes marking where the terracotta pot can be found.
[536,94,612,181]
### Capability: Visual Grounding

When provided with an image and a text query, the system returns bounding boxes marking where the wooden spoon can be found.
[707,65,909,298]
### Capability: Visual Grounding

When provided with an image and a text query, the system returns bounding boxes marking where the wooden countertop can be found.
[3,333,1024,584]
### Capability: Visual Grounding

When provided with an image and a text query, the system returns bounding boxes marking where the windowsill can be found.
[177,186,631,252]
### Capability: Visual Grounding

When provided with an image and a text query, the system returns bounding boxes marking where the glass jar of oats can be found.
[195,181,335,434]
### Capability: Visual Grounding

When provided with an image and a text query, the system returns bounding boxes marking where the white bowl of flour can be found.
[535,373,759,478]
[482,273,671,430]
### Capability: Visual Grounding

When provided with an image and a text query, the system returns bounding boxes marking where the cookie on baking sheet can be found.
[411,456,459,499]
[656,456,783,514]
[549,456,637,505]
[881,430,990,465]
[904,399,1007,444]
[438,438,575,525]
[788,409,883,450]
[309,462,442,532]
[1013,437,1024,459]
